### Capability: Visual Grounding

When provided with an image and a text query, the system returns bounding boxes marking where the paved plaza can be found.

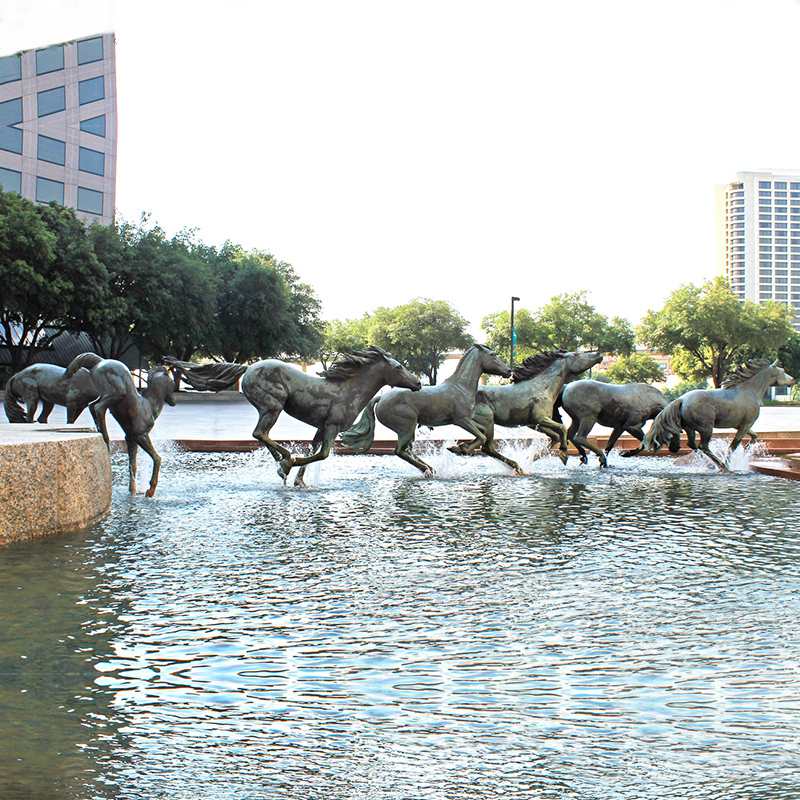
[47,390,800,442]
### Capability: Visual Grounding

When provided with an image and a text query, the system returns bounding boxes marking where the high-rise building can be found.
[0,33,116,226]
[722,170,800,328]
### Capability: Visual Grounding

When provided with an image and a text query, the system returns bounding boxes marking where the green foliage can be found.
[601,352,664,384]
[663,378,708,403]
[481,291,634,361]
[0,190,323,370]
[320,317,371,370]
[778,331,800,383]
[637,277,794,387]
[0,190,108,370]
[366,298,472,385]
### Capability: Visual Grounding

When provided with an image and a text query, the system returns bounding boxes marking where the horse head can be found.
[382,355,422,391]
[771,360,796,387]
[566,350,603,377]
[146,365,177,406]
[474,344,512,378]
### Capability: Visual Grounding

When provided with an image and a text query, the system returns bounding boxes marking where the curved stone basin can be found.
[0,423,111,544]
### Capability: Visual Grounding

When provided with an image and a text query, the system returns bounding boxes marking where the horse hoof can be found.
[294,478,307,489]
[423,468,434,478]
[145,487,156,497]
[558,452,569,466]
[513,467,526,476]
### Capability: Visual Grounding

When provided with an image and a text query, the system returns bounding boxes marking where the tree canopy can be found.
[481,291,634,361]
[637,277,794,387]
[601,352,664,384]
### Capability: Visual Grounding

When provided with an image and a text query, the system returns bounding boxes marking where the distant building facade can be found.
[0,33,116,225]
[721,170,800,329]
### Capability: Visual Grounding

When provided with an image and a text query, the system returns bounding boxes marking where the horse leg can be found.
[290,427,334,488]
[572,419,608,468]
[668,433,681,453]
[89,398,112,448]
[685,428,698,450]
[66,402,84,425]
[23,391,38,424]
[136,433,162,497]
[478,418,524,475]
[619,426,645,457]
[453,417,488,454]
[746,428,758,444]
[252,407,293,482]
[564,418,588,465]
[37,401,54,424]
[537,417,569,464]
[126,436,139,494]
[604,425,625,456]
[698,429,728,472]
[395,428,434,477]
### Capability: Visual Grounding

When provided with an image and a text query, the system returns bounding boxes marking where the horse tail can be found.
[339,396,380,453]
[65,352,103,378]
[3,375,27,423]
[645,397,683,451]
[552,387,565,425]
[161,356,247,392]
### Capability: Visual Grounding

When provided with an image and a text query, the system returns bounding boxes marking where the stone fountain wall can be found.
[0,424,111,545]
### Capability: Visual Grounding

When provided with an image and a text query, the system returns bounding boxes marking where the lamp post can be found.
[510,296,520,368]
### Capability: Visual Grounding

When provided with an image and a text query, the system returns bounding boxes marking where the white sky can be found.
[2,0,800,334]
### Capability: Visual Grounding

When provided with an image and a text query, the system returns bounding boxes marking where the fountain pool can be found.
[1,444,799,799]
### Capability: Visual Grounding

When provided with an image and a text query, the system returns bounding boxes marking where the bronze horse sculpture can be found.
[65,353,177,496]
[449,350,603,473]
[558,379,680,467]
[340,344,512,476]
[163,348,422,487]
[4,363,97,424]
[646,358,795,471]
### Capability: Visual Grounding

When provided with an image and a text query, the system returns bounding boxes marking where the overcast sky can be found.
[2,0,799,333]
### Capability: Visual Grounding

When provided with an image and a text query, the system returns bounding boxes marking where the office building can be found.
[0,33,116,225]
[722,170,800,328]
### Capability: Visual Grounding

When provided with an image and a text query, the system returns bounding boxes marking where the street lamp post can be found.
[510,296,520,368]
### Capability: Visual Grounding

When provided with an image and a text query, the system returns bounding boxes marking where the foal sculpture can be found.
[450,349,602,473]
[340,344,511,476]
[558,379,680,467]
[65,353,176,496]
[163,348,421,487]
[646,359,795,471]
[4,363,97,424]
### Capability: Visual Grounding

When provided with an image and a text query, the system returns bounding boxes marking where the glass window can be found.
[759,190,771,197]
[0,96,22,127]
[38,134,65,165]
[759,214,771,220]
[79,146,104,175]
[776,181,787,189]
[36,44,64,75]
[80,114,105,137]
[777,214,787,221]
[759,181,771,188]
[77,37,103,65]
[77,186,103,215]
[0,165,21,193]
[776,222,788,229]
[0,119,22,154]
[36,176,64,205]
[776,191,787,198]
[0,54,21,85]
[38,86,65,117]
[776,198,788,205]
[79,76,104,105]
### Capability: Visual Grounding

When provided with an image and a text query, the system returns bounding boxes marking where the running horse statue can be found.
[558,379,680,467]
[65,353,177,496]
[340,344,511,476]
[448,349,603,473]
[163,348,421,487]
[4,363,97,424]
[645,358,795,470]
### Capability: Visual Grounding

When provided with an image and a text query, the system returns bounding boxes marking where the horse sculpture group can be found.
[3,344,796,495]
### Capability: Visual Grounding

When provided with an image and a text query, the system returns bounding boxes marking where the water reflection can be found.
[1,445,799,798]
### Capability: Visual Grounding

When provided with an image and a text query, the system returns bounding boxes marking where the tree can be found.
[637,277,794,387]
[481,291,635,361]
[367,298,472,385]
[319,317,370,370]
[0,191,108,371]
[601,352,664,384]
[272,258,324,361]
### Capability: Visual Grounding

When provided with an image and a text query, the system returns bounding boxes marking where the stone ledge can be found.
[0,424,111,545]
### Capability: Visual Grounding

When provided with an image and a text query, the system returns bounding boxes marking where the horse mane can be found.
[318,346,391,382]
[512,349,568,383]
[722,358,773,388]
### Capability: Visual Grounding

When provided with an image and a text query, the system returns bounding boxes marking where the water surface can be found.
[1,445,799,799]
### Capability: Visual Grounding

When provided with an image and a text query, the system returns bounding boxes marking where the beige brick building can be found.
[0,33,117,226]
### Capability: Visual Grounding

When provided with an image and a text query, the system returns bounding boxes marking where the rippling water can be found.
[2,443,800,799]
